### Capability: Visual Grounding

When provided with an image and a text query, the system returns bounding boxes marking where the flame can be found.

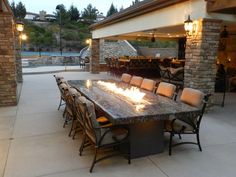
[135,104,145,112]
[86,80,92,89]
[97,81,145,103]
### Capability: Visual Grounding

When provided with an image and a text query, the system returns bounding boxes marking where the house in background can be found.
[25,10,56,22]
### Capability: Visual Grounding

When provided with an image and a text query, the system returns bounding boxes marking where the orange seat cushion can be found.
[97,116,111,126]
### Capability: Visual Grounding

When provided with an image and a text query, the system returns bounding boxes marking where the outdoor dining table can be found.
[68,79,201,158]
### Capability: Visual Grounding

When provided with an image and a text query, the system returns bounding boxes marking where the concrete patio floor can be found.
[0,72,235,177]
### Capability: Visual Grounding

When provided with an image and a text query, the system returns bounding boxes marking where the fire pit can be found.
[97,81,145,104]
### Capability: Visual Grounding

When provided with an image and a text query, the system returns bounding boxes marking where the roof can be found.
[45,14,56,17]
[90,0,188,30]
[26,12,39,16]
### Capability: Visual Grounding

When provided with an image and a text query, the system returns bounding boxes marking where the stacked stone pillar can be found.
[14,30,23,83]
[0,12,17,106]
[90,39,100,74]
[184,19,222,96]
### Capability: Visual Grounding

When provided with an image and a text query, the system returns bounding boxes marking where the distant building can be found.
[25,10,56,22]
[79,13,105,23]
[96,13,105,22]
[39,10,46,21]
[25,12,39,20]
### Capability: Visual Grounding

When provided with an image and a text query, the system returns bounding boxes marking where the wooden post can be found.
[0,0,3,12]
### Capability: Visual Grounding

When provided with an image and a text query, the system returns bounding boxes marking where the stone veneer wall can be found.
[81,40,137,65]
[137,47,178,58]
[0,12,17,106]
[23,56,80,67]
[184,19,222,95]
[99,40,137,63]
[90,39,100,74]
[15,31,23,83]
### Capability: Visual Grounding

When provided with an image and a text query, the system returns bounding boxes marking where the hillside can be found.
[23,20,91,52]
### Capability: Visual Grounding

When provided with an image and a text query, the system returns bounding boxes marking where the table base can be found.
[122,120,164,159]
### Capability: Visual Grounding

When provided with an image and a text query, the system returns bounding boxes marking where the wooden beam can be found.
[0,0,3,12]
[3,0,12,13]
[207,0,236,14]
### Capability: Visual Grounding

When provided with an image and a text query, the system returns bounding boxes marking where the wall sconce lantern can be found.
[85,39,92,46]
[184,15,196,36]
[20,33,28,41]
[16,21,24,32]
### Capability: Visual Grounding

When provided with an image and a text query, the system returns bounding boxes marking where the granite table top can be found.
[68,80,201,124]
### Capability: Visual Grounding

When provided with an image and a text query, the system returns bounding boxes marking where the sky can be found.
[9,0,135,15]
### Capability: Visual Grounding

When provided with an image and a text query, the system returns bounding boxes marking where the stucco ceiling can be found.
[103,24,186,40]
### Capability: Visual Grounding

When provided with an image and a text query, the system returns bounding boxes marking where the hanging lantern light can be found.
[16,21,24,32]
[184,15,193,35]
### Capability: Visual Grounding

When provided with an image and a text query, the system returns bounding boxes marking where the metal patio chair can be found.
[77,96,130,172]
[165,88,211,155]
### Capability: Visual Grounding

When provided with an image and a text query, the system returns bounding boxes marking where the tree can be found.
[55,4,70,25]
[106,3,118,17]
[68,5,80,21]
[81,4,99,24]
[10,1,17,17]
[119,6,124,12]
[26,24,55,54]
[132,0,140,5]
[11,1,26,19]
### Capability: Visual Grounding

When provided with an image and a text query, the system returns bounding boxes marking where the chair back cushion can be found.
[59,83,68,96]
[78,96,101,143]
[130,76,143,87]
[140,79,156,92]
[74,95,84,127]
[68,87,80,97]
[156,82,176,98]
[180,88,204,108]
[59,83,68,89]
[121,73,132,83]
[66,88,80,112]
[54,74,64,83]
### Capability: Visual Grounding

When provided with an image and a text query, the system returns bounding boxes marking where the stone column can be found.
[99,39,105,63]
[0,12,17,106]
[184,19,222,95]
[15,30,23,83]
[90,39,100,74]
